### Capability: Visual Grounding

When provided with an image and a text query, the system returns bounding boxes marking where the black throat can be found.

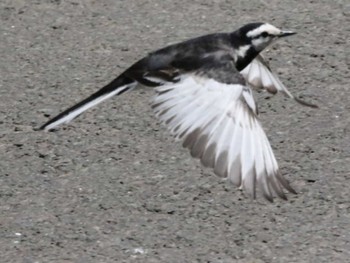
[230,32,260,71]
[235,47,259,71]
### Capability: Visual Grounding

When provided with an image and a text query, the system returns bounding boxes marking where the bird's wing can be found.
[151,63,296,201]
[240,54,317,108]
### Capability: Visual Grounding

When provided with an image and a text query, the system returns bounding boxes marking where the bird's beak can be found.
[278,31,296,38]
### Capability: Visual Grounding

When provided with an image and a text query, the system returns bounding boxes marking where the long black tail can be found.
[40,75,137,131]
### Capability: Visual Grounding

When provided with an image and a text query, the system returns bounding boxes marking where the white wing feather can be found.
[240,55,318,108]
[152,75,294,201]
[240,54,291,96]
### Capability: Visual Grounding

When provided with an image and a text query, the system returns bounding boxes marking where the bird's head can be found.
[238,22,296,52]
[231,22,296,70]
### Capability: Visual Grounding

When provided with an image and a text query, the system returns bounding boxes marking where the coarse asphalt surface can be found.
[1,0,349,262]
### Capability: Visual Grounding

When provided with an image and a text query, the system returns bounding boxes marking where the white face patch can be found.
[236,45,251,58]
[252,37,270,51]
[246,23,281,38]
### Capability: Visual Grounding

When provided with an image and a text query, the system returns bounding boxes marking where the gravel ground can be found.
[1,0,349,262]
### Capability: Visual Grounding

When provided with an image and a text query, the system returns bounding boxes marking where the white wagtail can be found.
[40,22,317,201]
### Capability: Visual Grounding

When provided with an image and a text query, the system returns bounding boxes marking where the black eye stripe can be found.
[252,32,270,39]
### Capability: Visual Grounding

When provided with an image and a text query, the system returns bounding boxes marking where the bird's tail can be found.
[40,76,137,131]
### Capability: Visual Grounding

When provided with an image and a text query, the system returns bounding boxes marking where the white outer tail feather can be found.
[43,84,136,131]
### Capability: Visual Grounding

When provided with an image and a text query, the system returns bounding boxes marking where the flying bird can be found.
[40,22,317,201]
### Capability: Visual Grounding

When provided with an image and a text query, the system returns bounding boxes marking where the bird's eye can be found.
[261,32,269,37]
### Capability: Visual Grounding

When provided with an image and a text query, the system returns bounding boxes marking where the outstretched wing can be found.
[151,63,296,201]
[241,54,317,108]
